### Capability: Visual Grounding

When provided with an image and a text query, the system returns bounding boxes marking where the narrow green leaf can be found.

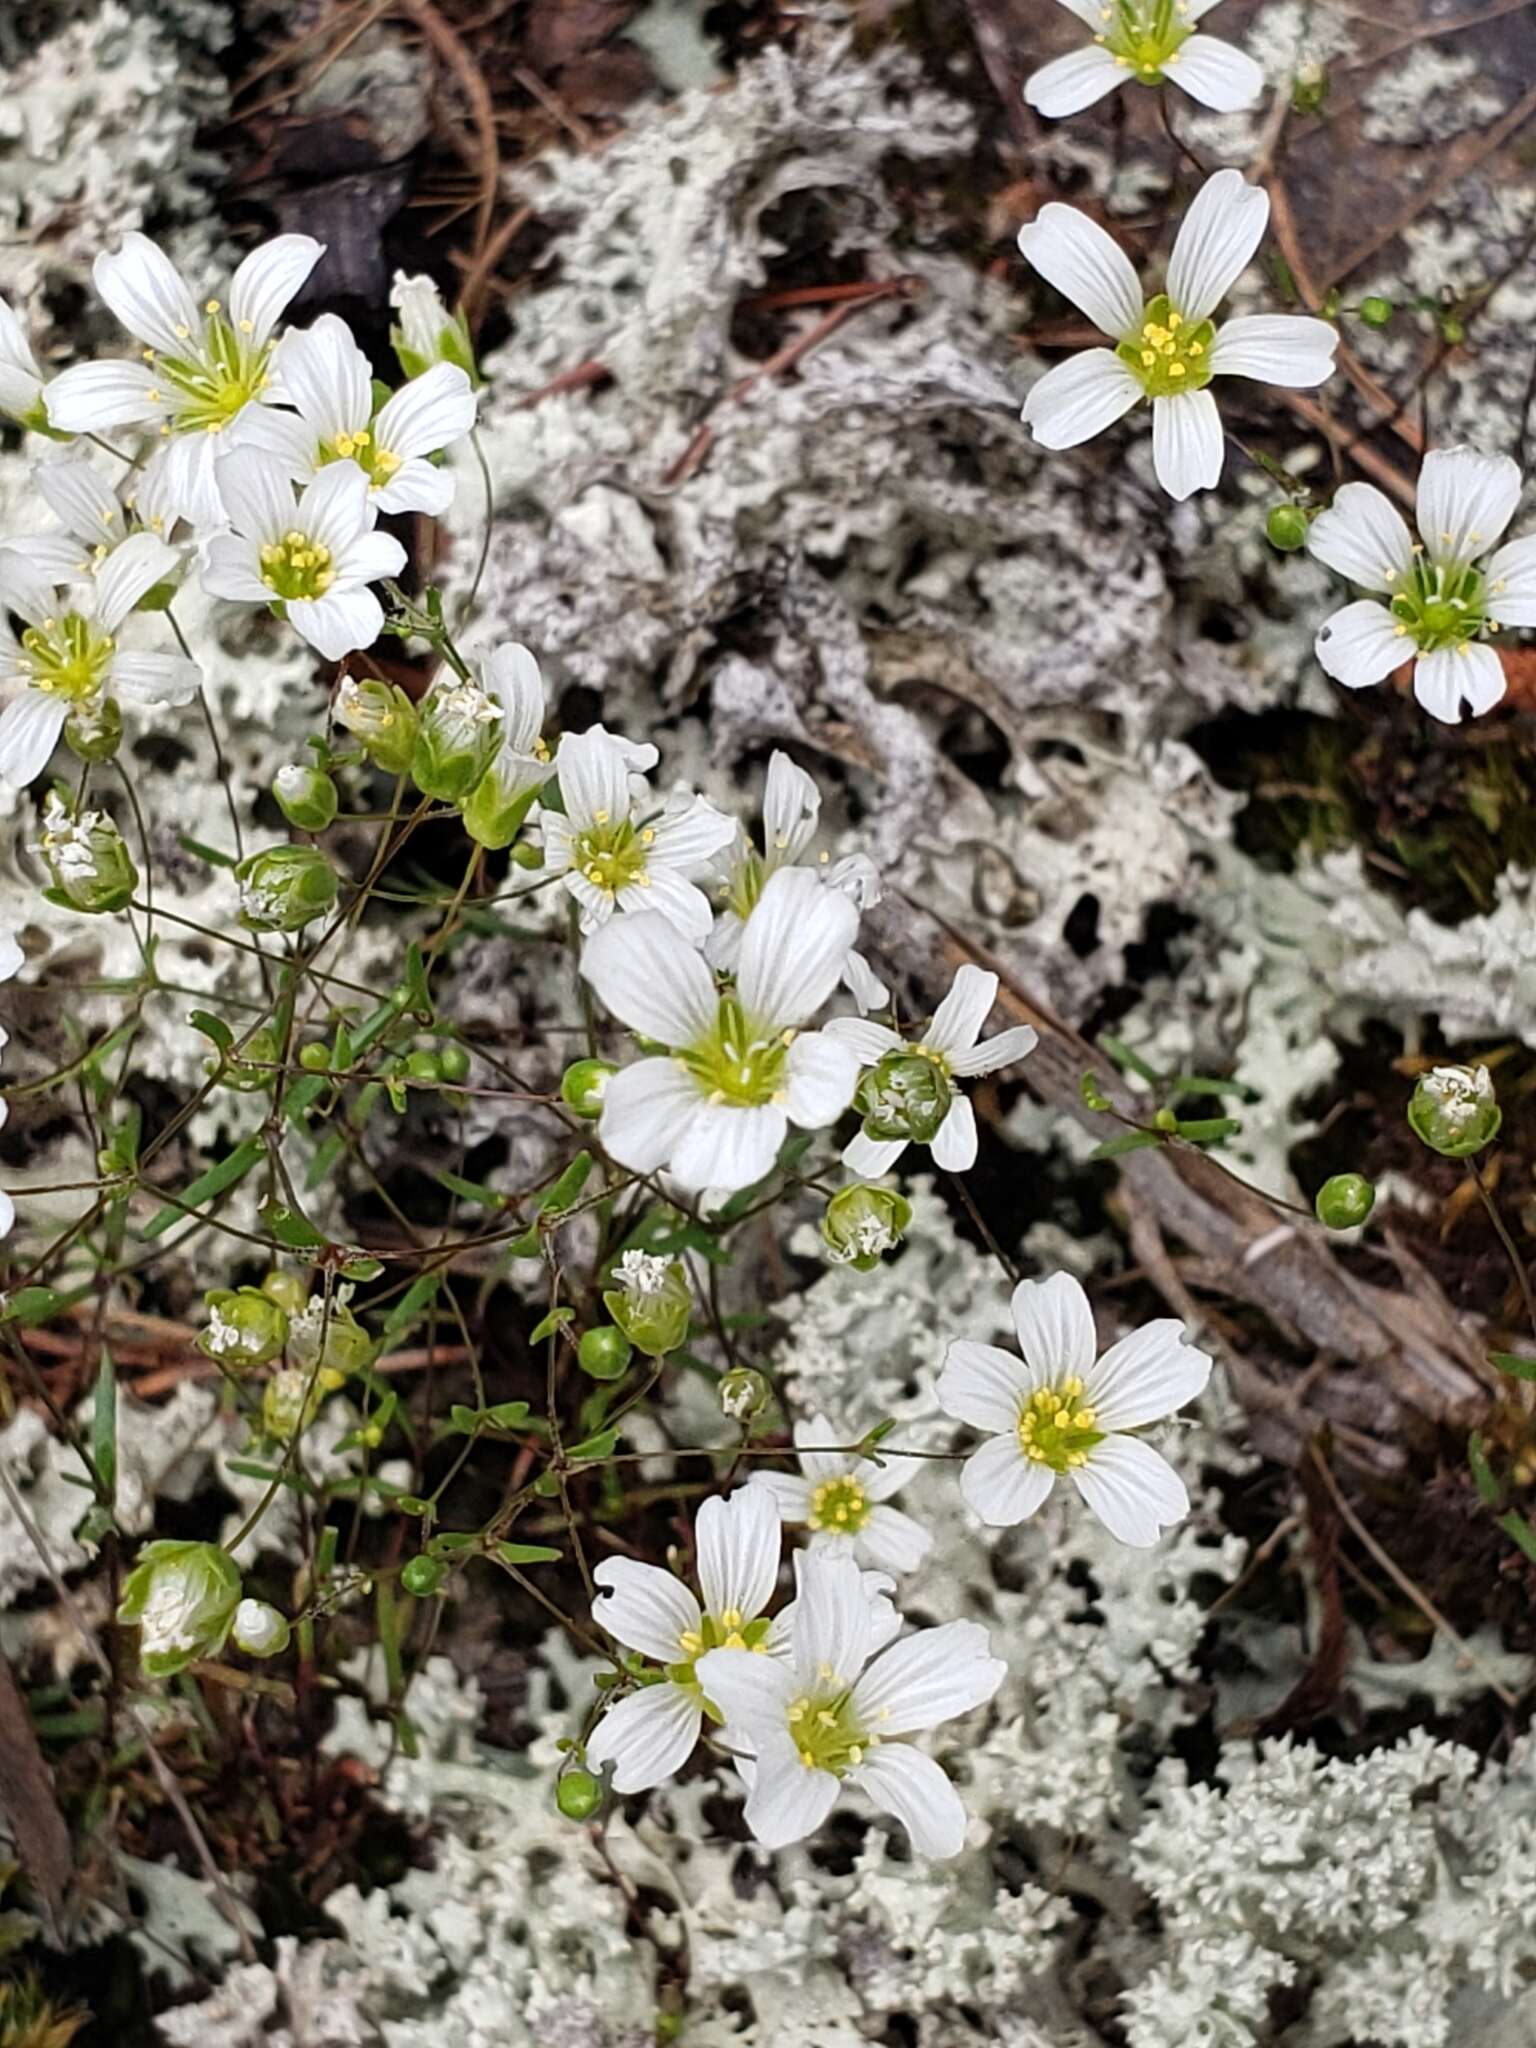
[496,1541,561,1565]
[1171,1116,1242,1144]
[438,1170,507,1207]
[540,1150,593,1218]
[1496,1508,1536,1565]
[142,1133,265,1239]
[486,1398,531,1427]
[282,1073,329,1124]
[1490,1351,1536,1382]
[177,834,237,869]
[341,1254,385,1282]
[92,1350,117,1505]
[305,1130,347,1191]
[1468,1430,1503,1508]
[259,1198,327,1251]
[381,1271,441,1340]
[1099,1034,1161,1084]
[1089,1130,1163,1161]
[0,1283,95,1327]
[565,1426,619,1462]
[188,1010,234,1055]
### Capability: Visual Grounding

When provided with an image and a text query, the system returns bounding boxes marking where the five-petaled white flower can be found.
[0,296,48,429]
[541,724,736,941]
[698,1550,1005,1858]
[10,450,177,587]
[825,964,1037,1178]
[585,1486,781,1794]
[749,1413,933,1575]
[1017,170,1338,501]
[46,232,325,527]
[1025,0,1263,121]
[247,312,478,516]
[936,1271,1211,1546]
[582,865,863,1195]
[707,750,887,1012]
[0,535,197,786]
[1305,446,1536,724]
[202,449,406,662]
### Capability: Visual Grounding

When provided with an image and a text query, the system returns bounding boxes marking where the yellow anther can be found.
[1168,362,1186,377]
[205,297,220,313]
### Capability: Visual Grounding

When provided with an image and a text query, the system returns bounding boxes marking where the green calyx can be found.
[857,1049,952,1145]
[1388,555,1487,654]
[1095,0,1194,82]
[1115,294,1216,400]
[680,992,790,1107]
[21,613,114,703]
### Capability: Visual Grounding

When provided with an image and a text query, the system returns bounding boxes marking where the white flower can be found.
[1025,0,1263,120]
[582,866,863,1195]
[936,1271,1211,1546]
[202,450,406,661]
[0,535,198,787]
[707,750,888,1011]
[45,232,325,527]
[1017,170,1338,500]
[749,1413,933,1574]
[474,640,550,805]
[541,724,736,940]
[1305,446,1534,724]
[247,313,477,516]
[0,295,47,427]
[0,926,20,1240]
[697,1551,1005,1857]
[585,1487,781,1794]
[10,450,179,586]
[825,964,1037,1177]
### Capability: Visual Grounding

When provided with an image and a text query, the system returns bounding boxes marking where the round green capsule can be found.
[1359,296,1394,329]
[556,1767,603,1820]
[401,1555,447,1598]
[405,1050,442,1084]
[1266,503,1310,552]
[578,1325,633,1381]
[438,1043,471,1083]
[299,1042,330,1072]
[1315,1172,1375,1230]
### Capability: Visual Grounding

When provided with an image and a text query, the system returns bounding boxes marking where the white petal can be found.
[229,235,325,347]
[32,453,121,547]
[852,1744,968,1858]
[94,233,199,354]
[1071,1434,1189,1546]
[842,948,889,1013]
[694,1647,796,1740]
[948,1024,1039,1079]
[783,1031,861,1128]
[670,1100,786,1194]
[371,458,454,517]
[1207,314,1337,388]
[200,535,273,604]
[0,547,66,627]
[586,1682,701,1794]
[843,1131,907,1177]
[742,1733,841,1849]
[1051,0,1103,25]
[237,405,318,479]
[762,750,820,864]
[748,1471,814,1524]
[591,1556,700,1662]
[95,530,181,630]
[110,652,201,707]
[789,1550,873,1692]
[296,457,372,553]
[44,359,161,433]
[581,907,718,1044]
[1305,483,1415,593]
[616,866,715,942]
[1486,534,1536,626]
[374,362,477,457]
[822,1017,904,1066]
[1314,598,1406,690]
[859,1506,933,1575]
[0,690,66,786]
[737,867,859,1032]
[598,1059,704,1174]
[1416,446,1523,565]
[1166,169,1269,323]
[936,1340,1026,1432]
[7,537,90,583]
[557,725,636,832]
[1163,33,1264,111]
[1412,643,1506,724]
[271,313,370,439]
[648,792,738,871]
[793,1412,856,1487]
[959,1436,1056,1525]
[1023,46,1127,120]
[151,432,223,528]
[1084,1320,1212,1430]
[851,1621,1004,1735]
[0,930,23,981]
[1151,390,1224,501]
[1022,350,1143,450]
[335,530,407,592]
[215,445,297,545]
[288,588,382,661]
[1011,1270,1097,1380]
[924,963,996,1059]
[696,1486,780,1623]
[480,642,545,748]
[1016,205,1143,339]
[929,1094,978,1171]
[0,297,40,382]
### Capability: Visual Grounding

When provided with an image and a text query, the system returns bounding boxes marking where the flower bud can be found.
[1408,1064,1501,1158]
[561,1058,616,1119]
[410,677,504,802]
[273,762,339,832]
[335,675,418,775]
[232,1597,291,1659]
[117,1540,242,1678]
[1291,59,1328,113]
[719,1364,771,1424]
[261,1269,309,1318]
[198,1286,290,1370]
[1359,296,1394,329]
[602,1250,691,1358]
[401,1555,447,1598]
[1266,502,1309,551]
[578,1324,633,1380]
[556,1766,603,1821]
[262,1362,345,1442]
[856,1051,951,1146]
[1315,1172,1375,1230]
[34,791,137,914]
[821,1182,913,1272]
[64,694,123,763]
[389,271,478,383]
[439,1043,471,1083]
[236,844,338,933]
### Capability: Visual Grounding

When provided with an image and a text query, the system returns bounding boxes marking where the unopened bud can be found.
[236,844,338,933]
[389,271,479,383]
[199,1286,290,1370]
[821,1183,913,1273]
[117,1540,242,1678]
[1359,296,1394,329]
[34,790,136,914]
[411,677,504,802]
[273,762,339,832]
[561,1058,616,1118]
[1408,1064,1501,1157]
[232,1597,290,1658]
[1315,1172,1375,1230]
[334,675,418,775]
[261,1269,309,1318]
[578,1324,633,1380]
[556,1765,603,1820]
[1291,59,1328,113]
[1266,502,1309,551]
[856,1051,952,1146]
[602,1250,691,1358]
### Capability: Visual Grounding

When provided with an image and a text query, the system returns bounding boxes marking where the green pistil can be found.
[317,425,405,489]
[1387,554,1487,653]
[1018,1379,1105,1474]
[679,991,790,1107]
[1115,294,1216,399]
[258,529,336,602]
[1095,0,1194,81]
[573,811,652,895]
[786,1689,873,1775]
[149,302,273,435]
[807,1474,871,1535]
[20,614,114,702]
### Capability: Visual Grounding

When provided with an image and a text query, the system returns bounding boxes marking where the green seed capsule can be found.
[556,1767,603,1820]
[299,1042,330,1072]
[561,1058,615,1118]
[578,1325,633,1380]
[405,1050,442,1083]
[1359,296,1394,329]
[1315,1173,1375,1230]
[438,1043,471,1083]
[1266,503,1310,552]
[401,1555,447,1598]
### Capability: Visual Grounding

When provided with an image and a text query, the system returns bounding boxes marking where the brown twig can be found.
[394,0,500,276]
[1274,391,1418,506]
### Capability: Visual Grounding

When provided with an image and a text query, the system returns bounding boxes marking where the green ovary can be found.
[1017,1379,1105,1474]
[1116,295,1216,400]
[573,813,652,895]
[668,1607,773,1709]
[1389,557,1486,653]
[1097,0,1193,80]
[807,1475,871,1535]
[786,1690,872,1775]
[259,530,336,601]
[680,992,790,1107]
[152,305,274,434]
[21,614,113,702]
